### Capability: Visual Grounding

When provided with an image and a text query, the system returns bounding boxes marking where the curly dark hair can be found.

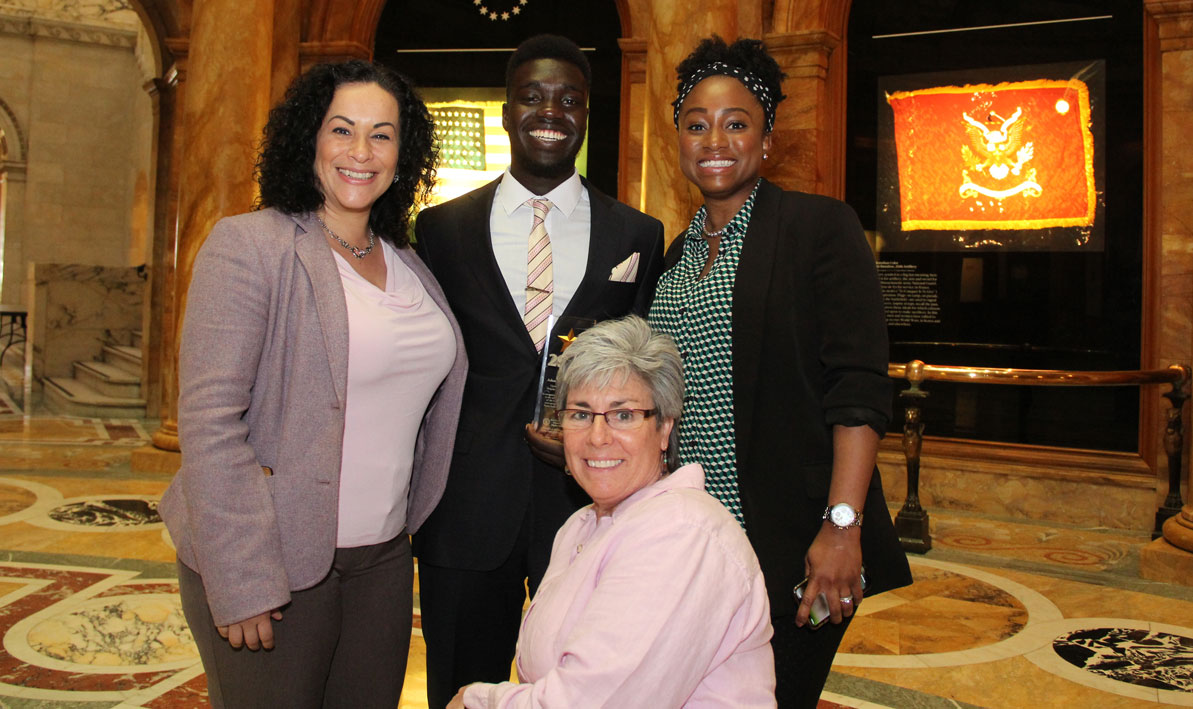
[505,34,592,98]
[255,60,438,247]
[674,35,787,120]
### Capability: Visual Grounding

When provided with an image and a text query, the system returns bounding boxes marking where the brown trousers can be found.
[178,534,413,709]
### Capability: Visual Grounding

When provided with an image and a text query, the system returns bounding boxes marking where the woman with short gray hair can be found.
[449,315,775,708]
[554,315,684,471]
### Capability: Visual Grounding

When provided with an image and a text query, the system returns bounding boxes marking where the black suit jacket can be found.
[663,178,912,617]
[413,176,665,570]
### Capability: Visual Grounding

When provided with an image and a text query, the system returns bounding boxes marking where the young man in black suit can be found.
[412,34,665,708]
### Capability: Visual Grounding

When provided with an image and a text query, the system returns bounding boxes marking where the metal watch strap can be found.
[823,502,864,529]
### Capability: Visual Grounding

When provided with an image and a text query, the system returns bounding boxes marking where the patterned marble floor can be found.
[0,411,1190,708]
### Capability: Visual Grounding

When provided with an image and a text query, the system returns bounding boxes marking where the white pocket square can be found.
[609,253,640,283]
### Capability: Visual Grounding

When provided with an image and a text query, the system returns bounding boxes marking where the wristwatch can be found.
[823,502,863,530]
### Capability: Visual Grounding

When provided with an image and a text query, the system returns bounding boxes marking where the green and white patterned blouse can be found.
[647,180,760,528]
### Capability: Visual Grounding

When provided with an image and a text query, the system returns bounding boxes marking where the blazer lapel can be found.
[733,178,783,483]
[556,181,632,332]
[293,213,349,408]
[460,177,541,353]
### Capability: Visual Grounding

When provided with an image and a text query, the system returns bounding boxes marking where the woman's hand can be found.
[524,422,566,469]
[216,609,284,650]
[795,524,863,628]
[794,424,877,628]
[446,684,474,709]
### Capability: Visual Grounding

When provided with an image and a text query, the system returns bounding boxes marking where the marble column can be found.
[150,0,298,454]
[272,0,302,105]
[141,55,185,462]
[641,0,764,240]
[761,30,842,197]
[141,61,183,432]
[764,0,848,199]
[1140,0,1193,582]
[617,37,647,209]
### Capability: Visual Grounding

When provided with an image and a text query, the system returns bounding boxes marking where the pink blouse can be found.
[332,241,455,547]
[463,464,776,708]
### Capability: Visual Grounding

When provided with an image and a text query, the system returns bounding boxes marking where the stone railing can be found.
[887,361,1191,553]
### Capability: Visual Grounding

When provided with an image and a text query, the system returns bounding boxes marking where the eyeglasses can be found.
[554,408,658,431]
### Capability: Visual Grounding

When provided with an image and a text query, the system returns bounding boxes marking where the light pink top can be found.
[332,240,455,547]
[463,464,776,708]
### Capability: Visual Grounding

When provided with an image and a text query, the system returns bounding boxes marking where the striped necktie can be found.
[524,198,554,351]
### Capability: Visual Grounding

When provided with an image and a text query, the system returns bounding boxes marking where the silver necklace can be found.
[315,214,375,259]
[701,222,727,239]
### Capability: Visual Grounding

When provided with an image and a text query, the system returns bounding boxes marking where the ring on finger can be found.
[840,596,854,604]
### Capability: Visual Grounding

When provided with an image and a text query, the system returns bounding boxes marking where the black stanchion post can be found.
[895,360,932,553]
[1155,365,1191,539]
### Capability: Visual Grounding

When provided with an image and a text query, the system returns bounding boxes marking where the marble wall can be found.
[26,263,145,384]
[1148,0,1193,558]
[877,445,1158,532]
[0,13,155,304]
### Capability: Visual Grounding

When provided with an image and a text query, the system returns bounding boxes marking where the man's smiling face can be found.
[502,57,589,194]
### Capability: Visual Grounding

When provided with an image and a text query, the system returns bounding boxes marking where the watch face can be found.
[830,504,857,527]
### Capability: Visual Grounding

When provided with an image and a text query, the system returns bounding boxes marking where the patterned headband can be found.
[672,61,777,132]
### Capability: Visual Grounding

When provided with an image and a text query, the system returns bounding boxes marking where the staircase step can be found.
[132,330,143,348]
[103,344,142,376]
[44,376,146,418]
[74,360,141,398]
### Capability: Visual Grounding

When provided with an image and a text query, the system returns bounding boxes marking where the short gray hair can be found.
[555,316,684,470]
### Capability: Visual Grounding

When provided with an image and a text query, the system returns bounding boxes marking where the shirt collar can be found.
[497,168,583,218]
[685,178,761,246]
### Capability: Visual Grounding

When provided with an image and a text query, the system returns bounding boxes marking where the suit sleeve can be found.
[808,199,893,435]
[631,217,666,316]
[413,209,435,270]
[176,218,290,626]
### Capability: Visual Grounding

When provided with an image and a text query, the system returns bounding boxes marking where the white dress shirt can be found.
[490,169,591,318]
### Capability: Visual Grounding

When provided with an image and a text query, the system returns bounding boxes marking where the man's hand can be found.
[524,423,566,469]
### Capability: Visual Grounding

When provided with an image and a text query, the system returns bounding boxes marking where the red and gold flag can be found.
[887,79,1094,231]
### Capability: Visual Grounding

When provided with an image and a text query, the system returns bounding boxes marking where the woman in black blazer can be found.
[647,36,912,707]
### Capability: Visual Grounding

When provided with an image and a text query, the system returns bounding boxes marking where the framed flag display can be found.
[877,61,1105,252]
[843,5,1143,452]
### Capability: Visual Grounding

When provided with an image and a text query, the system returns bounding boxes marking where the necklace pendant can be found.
[316,214,375,260]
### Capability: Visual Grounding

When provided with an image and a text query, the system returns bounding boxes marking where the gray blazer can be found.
[159,208,467,627]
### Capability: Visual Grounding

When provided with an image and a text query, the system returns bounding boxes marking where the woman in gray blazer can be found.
[159,61,467,708]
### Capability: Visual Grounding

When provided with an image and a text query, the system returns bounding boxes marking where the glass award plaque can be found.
[532,315,597,439]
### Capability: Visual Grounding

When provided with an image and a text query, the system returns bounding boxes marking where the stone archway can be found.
[0,85,26,305]
[0,96,27,166]
[0,99,19,305]
[0,95,23,305]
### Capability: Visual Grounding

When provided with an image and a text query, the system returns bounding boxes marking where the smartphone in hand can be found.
[793,569,867,629]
